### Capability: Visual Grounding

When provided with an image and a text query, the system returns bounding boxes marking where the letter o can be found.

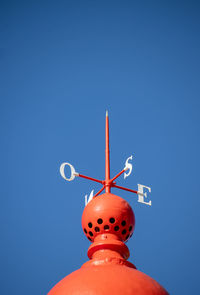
[60,162,76,181]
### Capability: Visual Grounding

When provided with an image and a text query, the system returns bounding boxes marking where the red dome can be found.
[82,193,135,243]
[48,258,168,295]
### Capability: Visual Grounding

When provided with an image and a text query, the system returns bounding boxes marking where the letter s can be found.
[124,155,133,179]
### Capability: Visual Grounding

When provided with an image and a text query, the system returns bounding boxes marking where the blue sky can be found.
[0,1,200,294]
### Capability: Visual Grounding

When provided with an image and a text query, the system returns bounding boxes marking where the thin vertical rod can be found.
[105,110,111,192]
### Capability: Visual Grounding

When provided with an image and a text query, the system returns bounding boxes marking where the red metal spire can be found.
[105,110,110,193]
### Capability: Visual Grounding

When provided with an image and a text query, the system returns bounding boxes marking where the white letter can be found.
[85,190,94,206]
[137,184,152,206]
[60,162,78,181]
[124,155,133,179]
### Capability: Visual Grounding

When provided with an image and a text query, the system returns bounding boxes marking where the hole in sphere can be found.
[109,217,115,224]
[84,228,87,234]
[89,231,93,236]
[129,225,133,232]
[121,220,126,226]
[122,229,126,235]
[88,222,92,228]
[88,236,92,241]
[104,225,109,230]
[97,218,103,224]
[114,225,119,231]
[95,227,100,232]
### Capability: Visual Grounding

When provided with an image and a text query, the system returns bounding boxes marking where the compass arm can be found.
[93,186,105,198]
[110,169,126,183]
[77,173,103,184]
[112,184,144,196]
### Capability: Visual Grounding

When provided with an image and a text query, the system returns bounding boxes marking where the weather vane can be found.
[60,111,151,206]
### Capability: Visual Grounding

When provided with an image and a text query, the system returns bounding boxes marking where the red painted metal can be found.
[49,260,168,295]
[112,184,139,195]
[82,192,135,243]
[93,186,105,198]
[78,173,103,184]
[105,111,111,193]
[110,168,126,182]
[75,112,141,197]
[48,192,169,295]
[48,112,169,295]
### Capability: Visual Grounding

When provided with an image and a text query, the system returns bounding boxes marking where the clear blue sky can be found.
[1,1,200,294]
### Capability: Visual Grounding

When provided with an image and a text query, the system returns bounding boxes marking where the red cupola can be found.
[48,112,169,295]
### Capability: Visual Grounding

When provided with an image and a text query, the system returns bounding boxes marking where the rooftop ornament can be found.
[48,111,169,295]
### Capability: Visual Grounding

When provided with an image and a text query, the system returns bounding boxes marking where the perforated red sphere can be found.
[82,192,135,242]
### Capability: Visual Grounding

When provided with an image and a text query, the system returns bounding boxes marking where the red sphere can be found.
[82,193,135,242]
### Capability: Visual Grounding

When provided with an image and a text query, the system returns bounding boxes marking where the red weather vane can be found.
[60,111,151,206]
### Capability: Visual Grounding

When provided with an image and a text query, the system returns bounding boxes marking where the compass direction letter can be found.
[85,190,94,206]
[124,155,133,179]
[60,162,78,181]
[137,184,152,206]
